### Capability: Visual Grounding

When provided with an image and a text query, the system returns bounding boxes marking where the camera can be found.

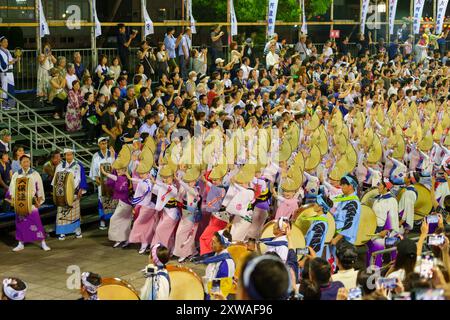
[132,29,139,34]
[347,287,362,300]
[144,266,156,278]
[427,234,445,246]
[419,254,435,279]
[377,277,398,290]
[426,215,439,224]
[296,247,309,256]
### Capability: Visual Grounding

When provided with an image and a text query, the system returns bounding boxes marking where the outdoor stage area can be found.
[0,221,206,300]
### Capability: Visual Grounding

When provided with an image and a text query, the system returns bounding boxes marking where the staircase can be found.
[0,90,95,170]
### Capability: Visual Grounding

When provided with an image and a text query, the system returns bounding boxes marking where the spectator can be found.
[137,40,156,81]
[49,67,68,120]
[0,129,11,154]
[99,75,114,101]
[94,54,109,90]
[56,56,67,78]
[0,151,11,210]
[66,80,83,132]
[109,56,122,82]
[81,92,99,145]
[309,257,345,300]
[42,150,61,196]
[10,145,24,174]
[210,25,224,69]
[156,42,169,79]
[73,51,86,80]
[80,75,94,96]
[101,102,119,145]
[164,27,181,73]
[178,28,192,80]
[332,241,359,289]
[117,24,138,72]
[192,46,208,75]
[37,43,56,100]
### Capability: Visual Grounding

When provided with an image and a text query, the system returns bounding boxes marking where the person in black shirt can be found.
[115,116,138,151]
[81,92,99,145]
[101,102,119,146]
[117,24,138,73]
[338,36,349,56]
[0,151,11,211]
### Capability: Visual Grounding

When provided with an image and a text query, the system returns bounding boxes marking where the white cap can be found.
[215,58,225,64]
[97,137,109,144]
[63,148,75,154]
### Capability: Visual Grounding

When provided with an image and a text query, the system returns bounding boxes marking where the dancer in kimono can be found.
[89,137,116,230]
[247,170,271,240]
[366,179,400,267]
[9,154,51,252]
[103,164,133,248]
[52,149,88,240]
[173,166,202,262]
[225,165,255,242]
[151,165,180,252]
[199,166,229,255]
[128,163,159,254]
[0,36,18,110]
[140,243,171,300]
[199,230,235,299]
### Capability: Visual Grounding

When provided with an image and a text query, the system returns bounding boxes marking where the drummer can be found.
[259,217,290,263]
[1,277,27,300]
[52,148,88,241]
[8,154,51,252]
[89,136,116,230]
[303,194,333,257]
[80,272,102,300]
[330,175,361,247]
[199,230,235,299]
[366,179,401,267]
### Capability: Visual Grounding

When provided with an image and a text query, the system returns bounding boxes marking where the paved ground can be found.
[0,220,206,300]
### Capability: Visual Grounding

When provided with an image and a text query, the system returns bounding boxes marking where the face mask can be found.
[110,107,117,113]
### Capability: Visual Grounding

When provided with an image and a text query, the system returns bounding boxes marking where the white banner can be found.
[360,0,370,34]
[38,0,50,38]
[230,0,238,36]
[92,0,102,37]
[301,0,307,34]
[413,0,425,34]
[436,0,449,34]
[388,0,398,35]
[141,0,154,36]
[267,0,279,37]
[186,0,196,34]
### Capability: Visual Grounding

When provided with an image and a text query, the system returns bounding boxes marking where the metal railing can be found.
[369,236,420,266]
[0,89,94,169]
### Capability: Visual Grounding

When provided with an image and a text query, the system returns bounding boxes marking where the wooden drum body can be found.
[166,265,204,300]
[53,171,75,207]
[397,183,432,221]
[14,177,33,216]
[355,205,378,246]
[98,278,140,300]
[100,163,113,197]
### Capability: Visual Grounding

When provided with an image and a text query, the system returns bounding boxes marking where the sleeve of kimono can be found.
[305,221,327,254]
[339,201,359,234]
[104,172,118,181]
[89,154,98,180]
[216,261,231,278]
[34,172,46,204]
[78,163,89,192]
[179,180,198,196]
[0,51,8,72]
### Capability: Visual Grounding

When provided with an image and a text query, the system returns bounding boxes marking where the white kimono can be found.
[399,186,417,230]
[0,47,15,109]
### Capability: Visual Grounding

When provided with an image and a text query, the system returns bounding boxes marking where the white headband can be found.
[81,272,99,294]
[2,278,27,300]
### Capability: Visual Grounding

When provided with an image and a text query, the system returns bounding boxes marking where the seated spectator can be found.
[109,56,122,82]
[309,257,345,300]
[81,92,99,145]
[65,63,79,91]
[80,75,94,97]
[42,150,61,198]
[73,51,86,80]
[1,277,27,300]
[0,151,11,211]
[10,145,25,174]
[139,113,158,137]
[49,67,68,120]
[332,241,359,289]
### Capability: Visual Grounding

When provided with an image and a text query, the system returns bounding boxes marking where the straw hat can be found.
[433,124,443,142]
[159,165,174,178]
[143,136,157,154]
[418,132,433,152]
[304,144,321,171]
[139,147,155,168]
[329,161,346,181]
[209,163,228,180]
[235,164,256,185]
[367,133,383,164]
[392,133,406,160]
[307,112,320,131]
[182,165,202,183]
[112,144,132,170]
[286,123,300,151]
[136,161,151,174]
[281,168,302,192]
[292,150,305,171]
[278,139,293,162]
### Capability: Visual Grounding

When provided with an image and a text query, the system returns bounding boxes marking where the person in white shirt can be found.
[266,43,280,69]
[331,241,359,289]
[240,57,259,81]
[65,63,79,90]
[322,41,334,59]
[139,113,158,137]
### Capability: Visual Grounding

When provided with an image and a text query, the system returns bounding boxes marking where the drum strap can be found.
[302,216,328,223]
[333,195,359,203]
